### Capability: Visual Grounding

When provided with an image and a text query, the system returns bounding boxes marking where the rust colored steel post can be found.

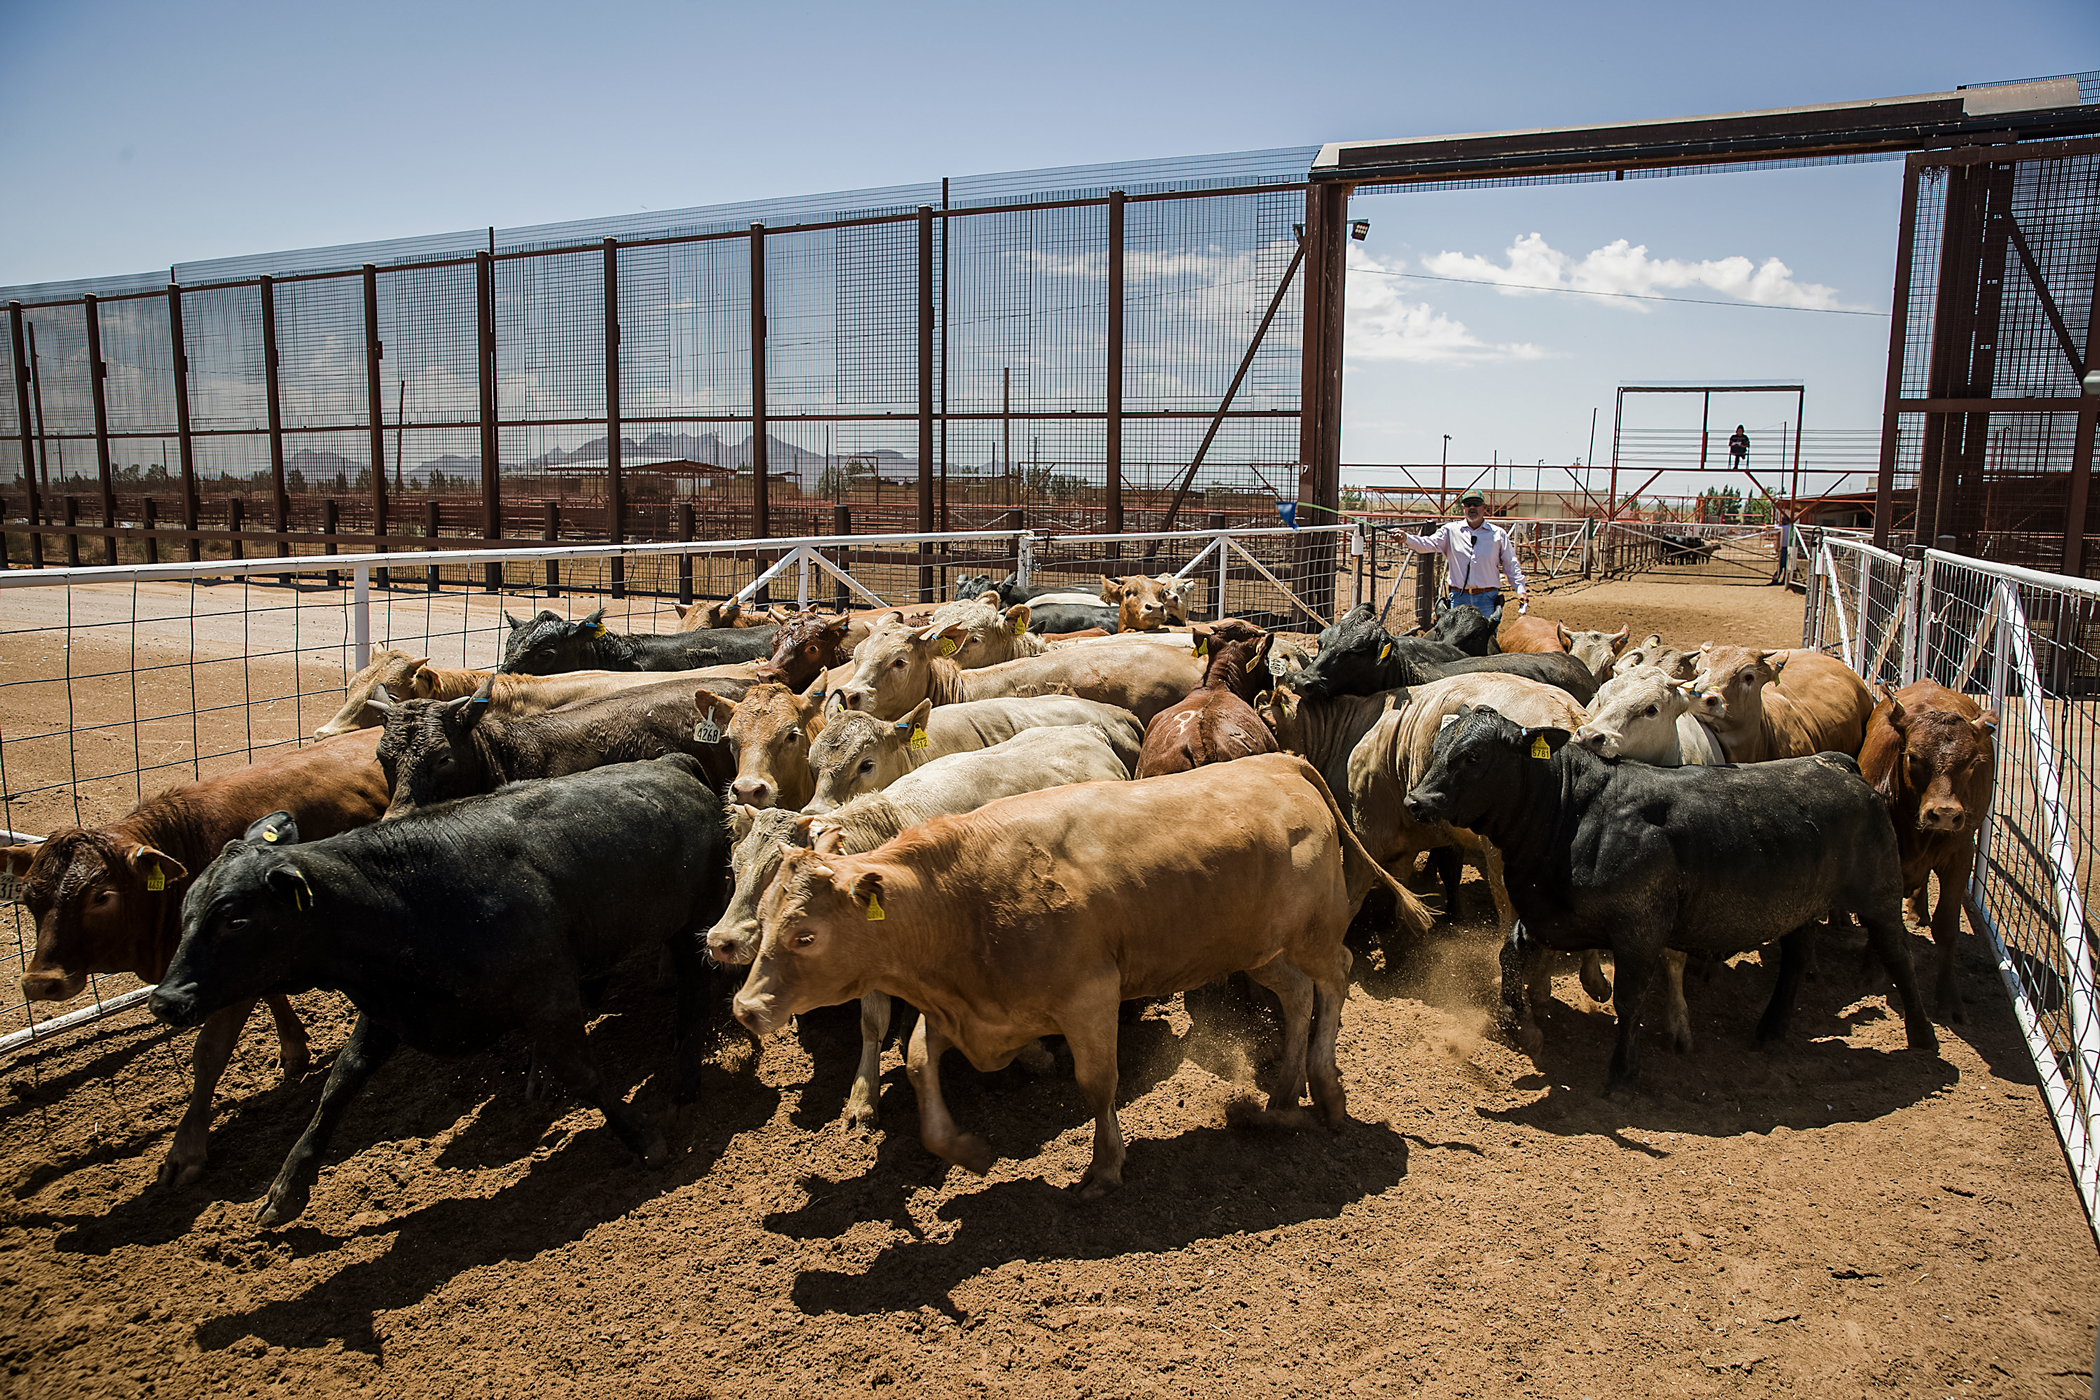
[82,294,117,564]
[1873,159,1922,547]
[917,206,934,601]
[677,500,694,606]
[1106,189,1125,539]
[259,276,291,580]
[141,497,157,565]
[7,302,40,567]
[167,284,199,562]
[2064,219,2100,576]
[227,495,243,563]
[1296,183,1349,611]
[605,238,626,598]
[747,225,769,547]
[363,265,390,587]
[544,499,560,597]
[426,499,442,592]
[477,250,503,593]
[64,495,80,567]
[323,498,340,588]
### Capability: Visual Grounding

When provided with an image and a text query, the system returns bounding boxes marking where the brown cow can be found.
[1100,574,1195,632]
[0,730,390,1186]
[695,682,829,810]
[1136,632,1277,777]
[1496,615,1628,679]
[832,618,1203,724]
[1857,679,1998,1021]
[752,611,855,693]
[736,754,1428,1197]
[1691,646,1873,762]
[314,649,488,738]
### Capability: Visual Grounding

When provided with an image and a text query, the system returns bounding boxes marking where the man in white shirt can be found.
[1402,491,1527,618]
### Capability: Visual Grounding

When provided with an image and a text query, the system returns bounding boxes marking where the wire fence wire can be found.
[1806,536,2100,1241]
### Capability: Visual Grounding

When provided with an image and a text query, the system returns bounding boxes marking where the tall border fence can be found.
[0,524,1354,1054]
[1807,535,2100,1237]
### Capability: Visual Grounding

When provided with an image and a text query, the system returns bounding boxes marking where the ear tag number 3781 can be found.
[1530,736,1552,761]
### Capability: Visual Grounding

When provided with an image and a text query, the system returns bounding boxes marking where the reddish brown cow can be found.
[1857,679,1998,1021]
[695,683,829,810]
[753,612,854,693]
[1135,631,1277,778]
[0,730,390,1185]
[1496,614,1567,654]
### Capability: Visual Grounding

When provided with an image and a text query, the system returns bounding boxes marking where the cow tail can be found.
[1290,755,1433,939]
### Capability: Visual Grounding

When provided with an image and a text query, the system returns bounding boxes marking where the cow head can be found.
[314,648,432,738]
[1290,605,1392,701]
[149,833,319,1031]
[1612,633,1697,681]
[953,573,995,603]
[704,804,810,965]
[754,611,853,691]
[1877,685,1999,833]
[1430,601,1498,656]
[1102,574,1192,632]
[5,831,189,1001]
[805,702,932,811]
[498,607,606,675]
[832,615,941,718]
[376,695,491,818]
[921,595,1029,668]
[1574,670,1701,761]
[737,847,892,1037]
[703,683,825,810]
[1404,703,1571,829]
[1563,625,1632,681]
[1190,621,1272,698]
[1689,645,1784,726]
[675,599,745,633]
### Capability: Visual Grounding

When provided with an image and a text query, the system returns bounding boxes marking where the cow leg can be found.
[1658,949,1693,1053]
[158,997,258,1188]
[1578,951,1614,1005]
[1858,907,1940,1054]
[1754,928,1814,1049]
[843,991,892,1132]
[1603,944,1659,1096]
[1478,843,1518,938]
[529,1021,667,1168]
[667,932,715,1104]
[1306,951,1352,1126]
[1497,924,1546,1058]
[905,1017,992,1177]
[262,993,310,1081]
[1241,955,1316,1130]
[1062,997,1127,1200]
[1428,846,1463,915]
[1930,865,1967,1024]
[257,1014,400,1227]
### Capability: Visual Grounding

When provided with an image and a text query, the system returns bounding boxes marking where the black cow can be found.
[1428,599,1500,656]
[373,679,735,817]
[1027,602,1121,635]
[148,755,734,1227]
[1402,705,1936,1093]
[1293,606,1593,703]
[499,607,778,675]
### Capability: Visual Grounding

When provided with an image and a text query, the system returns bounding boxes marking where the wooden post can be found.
[1297,183,1349,612]
[677,500,694,606]
[82,294,117,565]
[63,495,80,567]
[363,265,390,588]
[323,498,340,588]
[747,224,770,551]
[833,503,851,611]
[605,238,626,599]
[7,303,39,568]
[227,495,244,562]
[426,499,442,591]
[1106,190,1125,539]
[917,205,934,601]
[167,285,198,562]
[543,499,560,597]
[260,275,289,578]
[477,249,503,593]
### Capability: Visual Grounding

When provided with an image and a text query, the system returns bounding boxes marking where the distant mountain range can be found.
[279,434,922,484]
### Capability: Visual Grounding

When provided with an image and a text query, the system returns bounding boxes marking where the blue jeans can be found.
[1448,588,1499,618]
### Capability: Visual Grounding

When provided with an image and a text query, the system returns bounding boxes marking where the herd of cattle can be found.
[1,566,1998,1223]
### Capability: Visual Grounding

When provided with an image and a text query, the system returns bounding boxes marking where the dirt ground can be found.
[2,576,2097,1399]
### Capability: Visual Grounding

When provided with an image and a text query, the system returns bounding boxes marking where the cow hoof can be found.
[155,1155,205,1189]
[943,1135,994,1177]
[1908,1025,1941,1055]
[278,1051,311,1083]
[254,1189,306,1228]
[1578,966,1614,1005]
[1075,1173,1122,1202]
[640,1133,669,1169]
[1514,1026,1545,1059]
[1936,1000,1967,1026]
[841,1098,880,1134]
[1668,1030,1693,1054]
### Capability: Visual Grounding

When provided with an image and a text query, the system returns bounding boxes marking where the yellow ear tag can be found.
[1379,642,1393,661]
[865,892,886,921]
[592,622,607,637]
[909,726,929,750]
[1530,736,1552,760]
[1012,615,1026,636]
[145,865,166,892]
[1196,639,1209,657]
[937,637,957,657]
[261,828,279,843]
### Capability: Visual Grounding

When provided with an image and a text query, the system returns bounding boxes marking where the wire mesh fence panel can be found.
[1802,536,1911,688]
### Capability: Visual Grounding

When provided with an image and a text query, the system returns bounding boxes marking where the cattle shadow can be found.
[780,1116,1411,1318]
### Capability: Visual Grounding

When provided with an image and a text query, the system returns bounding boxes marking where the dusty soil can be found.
[2,576,2096,1399]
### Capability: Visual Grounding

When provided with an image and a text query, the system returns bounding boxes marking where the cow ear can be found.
[1521,727,1573,758]
[693,689,733,728]
[127,844,188,888]
[1005,604,1031,636]
[263,864,316,910]
[905,699,933,731]
[1760,649,1787,675]
[1555,624,1573,651]
[442,695,487,732]
[674,602,694,623]
[811,824,846,856]
[1,843,37,883]
[242,811,300,847]
[1100,579,1126,603]
[366,684,396,717]
[1609,625,1630,649]
[726,804,756,842]
[504,611,527,629]
[1973,710,1999,738]
[849,870,884,903]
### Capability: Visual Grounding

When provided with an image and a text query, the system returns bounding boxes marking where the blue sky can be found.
[3,0,2093,494]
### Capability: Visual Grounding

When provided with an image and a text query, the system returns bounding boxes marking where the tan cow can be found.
[314,649,488,737]
[736,753,1429,1197]
[1691,646,1873,762]
[920,596,1053,668]
[707,725,1133,1127]
[694,682,829,810]
[1101,574,1196,632]
[1574,668,1728,766]
[806,696,1143,810]
[674,599,770,632]
[1611,632,1699,681]
[832,618,1203,723]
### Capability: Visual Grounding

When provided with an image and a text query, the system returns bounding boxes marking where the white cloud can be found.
[1419,233,1855,311]
[1345,244,1546,364]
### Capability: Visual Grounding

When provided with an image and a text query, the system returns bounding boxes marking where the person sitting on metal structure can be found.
[1729,424,1750,468]
[1401,490,1527,619]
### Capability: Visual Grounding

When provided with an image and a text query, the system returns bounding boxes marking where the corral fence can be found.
[1806,534,2100,1239]
[0,522,1349,1054]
